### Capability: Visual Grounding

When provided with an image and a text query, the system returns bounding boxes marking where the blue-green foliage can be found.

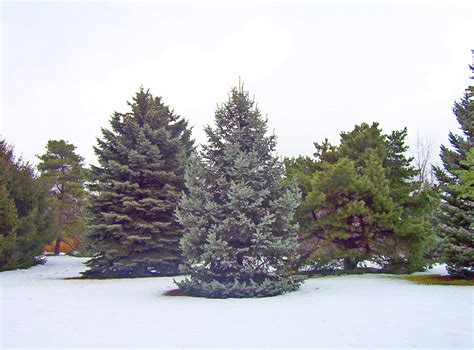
[84,88,193,278]
[176,85,303,297]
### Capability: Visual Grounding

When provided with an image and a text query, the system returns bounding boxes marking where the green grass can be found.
[400,274,474,286]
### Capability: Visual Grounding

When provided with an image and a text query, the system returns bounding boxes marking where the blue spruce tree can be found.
[83,88,193,278]
[176,84,303,297]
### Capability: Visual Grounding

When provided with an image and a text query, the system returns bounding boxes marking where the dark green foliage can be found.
[0,139,53,271]
[289,122,436,273]
[37,140,87,254]
[176,84,303,298]
[83,87,193,278]
[284,156,319,199]
[456,147,474,199]
[434,66,474,278]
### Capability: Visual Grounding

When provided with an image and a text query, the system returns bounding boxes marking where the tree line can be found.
[1,66,472,297]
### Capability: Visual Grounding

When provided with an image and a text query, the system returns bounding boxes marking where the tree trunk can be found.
[343,258,357,271]
[54,238,61,255]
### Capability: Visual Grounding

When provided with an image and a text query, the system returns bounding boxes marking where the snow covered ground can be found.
[1,256,472,349]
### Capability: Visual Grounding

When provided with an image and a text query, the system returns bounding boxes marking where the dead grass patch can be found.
[401,274,474,286]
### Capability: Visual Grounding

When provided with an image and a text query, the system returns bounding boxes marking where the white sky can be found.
[1,0,473,167]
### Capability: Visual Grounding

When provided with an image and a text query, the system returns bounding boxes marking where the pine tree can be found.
[83,87,193,278]
[290,123,435,273]
[434,66,473,278]
[176,84,303,298]
[0,139,53,271]
[298,154,399,270]
[37,140,87,255]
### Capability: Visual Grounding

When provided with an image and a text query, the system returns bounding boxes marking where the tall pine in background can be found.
[434,64,473,278]
[37,140,87,255]
[0,139,53,271]
[176,84,303,298]
[83,88,193,278]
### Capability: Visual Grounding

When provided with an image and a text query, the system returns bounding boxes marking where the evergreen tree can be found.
[284,155,319,199]
[0,139,53,271]
[298,154,396,270]
[434,66,473,278]
[456,147,474,200]
[290,123,435,273]
[37,140,87,255]
[176,84,303,298]
[83,87,193,278]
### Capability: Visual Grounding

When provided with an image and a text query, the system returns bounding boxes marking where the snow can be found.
[1,256,472,349]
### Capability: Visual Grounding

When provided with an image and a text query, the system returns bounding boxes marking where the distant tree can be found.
[290,123,436,273]
[83,87,193,278]
[176,84,303,298]
[414,134,436,186]
[0,139,53,271]
[434,65,473,278]
[37,140,87,255]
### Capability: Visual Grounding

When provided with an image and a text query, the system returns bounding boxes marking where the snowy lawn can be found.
[1,256,472,349]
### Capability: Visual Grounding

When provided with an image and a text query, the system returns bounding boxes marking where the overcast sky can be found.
[1,0,473,168]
